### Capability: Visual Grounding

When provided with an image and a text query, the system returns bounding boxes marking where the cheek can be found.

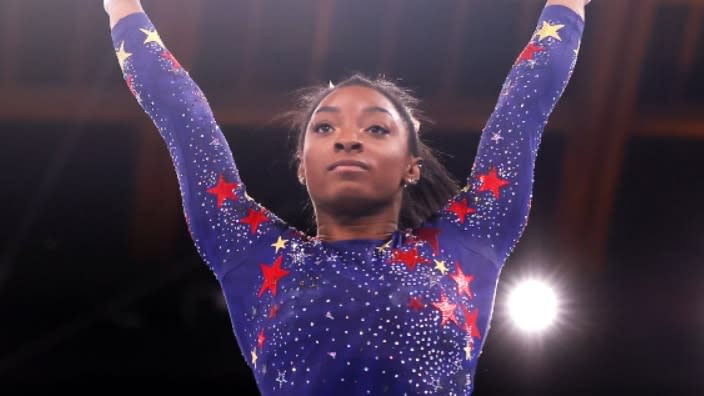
[375,145,410,179]
[300,139,324,178]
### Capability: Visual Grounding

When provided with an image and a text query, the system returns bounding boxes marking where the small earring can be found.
[298,176,306,185]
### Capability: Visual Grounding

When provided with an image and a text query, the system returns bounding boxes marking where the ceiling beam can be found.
[554,0,658,275]
[586,0,658,269]
[149,0,203,68]
[377,0,404,75]
[237,0,263,91]
[662,0,704,5]
[519,0,545,40]
[441,0,473,96]
[0,0,21,87]
[309,0,335,82]
[673,6,703,98]
[68,3,94,86]
[634,108,704,138]
[553,0,633,275]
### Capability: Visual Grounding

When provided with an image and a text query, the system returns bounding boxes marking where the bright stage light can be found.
[507,279,558,333]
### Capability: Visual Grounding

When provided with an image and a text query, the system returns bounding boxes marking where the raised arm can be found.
[438,1,587,266]
[104,0,289,277]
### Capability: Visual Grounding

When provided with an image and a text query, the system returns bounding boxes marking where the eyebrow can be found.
[363,106,392,115]
[314,106,340,114]
[314,106,392,115]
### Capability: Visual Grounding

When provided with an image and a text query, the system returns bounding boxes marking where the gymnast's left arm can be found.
[439,1,588,266]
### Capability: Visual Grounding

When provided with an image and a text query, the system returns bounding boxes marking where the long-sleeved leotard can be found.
[111,5,583,395]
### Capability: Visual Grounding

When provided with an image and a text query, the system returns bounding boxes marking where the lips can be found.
[327,159,369,171]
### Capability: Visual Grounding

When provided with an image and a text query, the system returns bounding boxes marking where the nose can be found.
[333,129,363,152]
[334,140,363,152]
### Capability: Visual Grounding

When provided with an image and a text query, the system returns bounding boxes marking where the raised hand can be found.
[104,0,144,28]
[546,0,590,20]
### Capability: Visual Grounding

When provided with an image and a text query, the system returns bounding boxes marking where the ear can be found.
[297,156,305,185]
[405,156,423,184]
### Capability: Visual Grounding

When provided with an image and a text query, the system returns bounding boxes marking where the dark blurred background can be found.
[1,0,703,394]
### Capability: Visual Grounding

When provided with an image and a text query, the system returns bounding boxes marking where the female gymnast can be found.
[104,0,589,394]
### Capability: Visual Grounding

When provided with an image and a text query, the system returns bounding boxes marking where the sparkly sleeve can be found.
[438,5,584,266]
[111,13,290,277]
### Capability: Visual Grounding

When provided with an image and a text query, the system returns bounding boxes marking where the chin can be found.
[318,188,392,217]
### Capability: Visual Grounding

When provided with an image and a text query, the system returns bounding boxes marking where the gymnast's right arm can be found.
[104,0,287,277]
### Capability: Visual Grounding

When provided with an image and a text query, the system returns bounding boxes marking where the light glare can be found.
[507,279,558,333]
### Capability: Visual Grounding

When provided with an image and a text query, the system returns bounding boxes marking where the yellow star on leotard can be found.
[251,348,258,368]
[140,28,165,48]
[534,21,565,42]
[434,260,449,275]
[271,236,288,253]
[376,240,392,253]
[115,41,132,71]
[464,341,473,360]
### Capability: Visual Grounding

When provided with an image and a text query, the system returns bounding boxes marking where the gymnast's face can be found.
[298,85,420,218]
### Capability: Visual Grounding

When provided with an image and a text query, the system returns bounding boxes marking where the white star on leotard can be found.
[491,131,504,143]
[276,370,288,389]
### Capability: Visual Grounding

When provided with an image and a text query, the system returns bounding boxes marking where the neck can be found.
[314,204,400,242]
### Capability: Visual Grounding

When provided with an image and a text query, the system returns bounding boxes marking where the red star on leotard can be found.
[125,74,138,97]
[461,304,482,340]
[258,256,290,297]
[449,261,474,299]
[478,166,509,199]
[407,296,425,312]
[207,175,238,208]
[257,328,266,350]
[161,50,183,72]
[390,247,430,272]
[515,42,546,65]
[431,292,459,328]
[269,304,280,319]
[241,208,268,234]
[448,198,476,224]
[415,227,441,256]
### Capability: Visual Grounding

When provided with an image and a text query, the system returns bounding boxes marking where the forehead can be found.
[315,85,400,117]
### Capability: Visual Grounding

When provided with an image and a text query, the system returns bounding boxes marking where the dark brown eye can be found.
[367,125,390,135]
[313,123,334,134]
